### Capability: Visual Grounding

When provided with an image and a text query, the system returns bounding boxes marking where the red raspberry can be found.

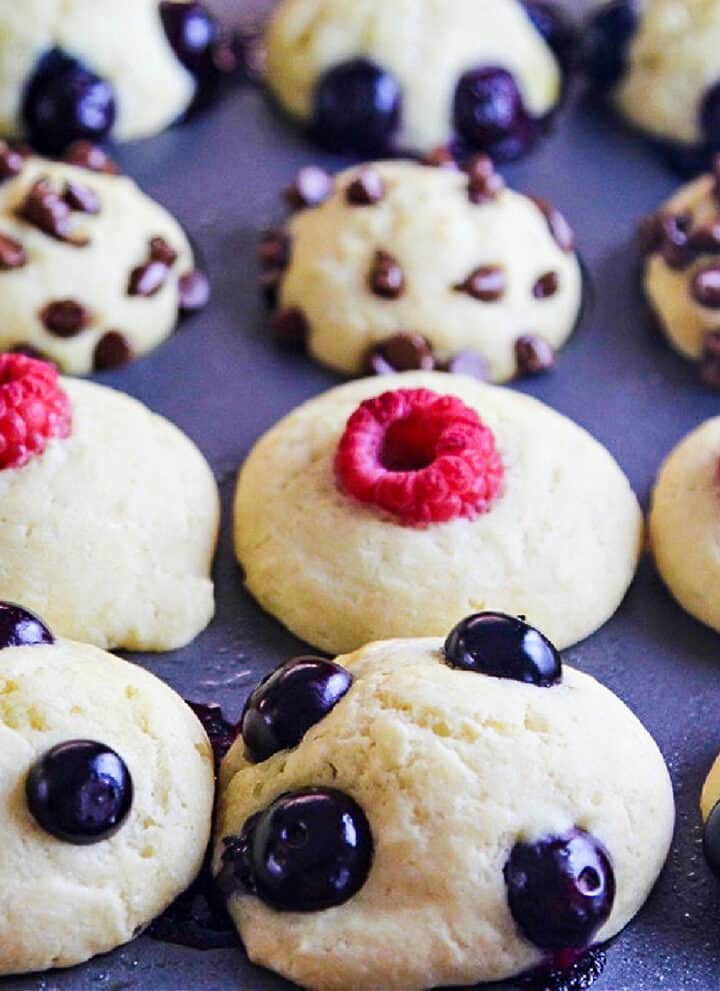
[334,387,505,526]
[0,353,72,470]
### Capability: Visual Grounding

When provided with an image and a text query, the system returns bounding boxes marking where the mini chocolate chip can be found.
[94,331,133,371]
[40,299,91,337]
[700,331,720,388]
[637,213,664,256]
[365,333,435,375]
[63,181,100,215]
[692,265,720,308]
[369,250,405,299]
[515,334,556,376]
[271,307,309,350]
[688,222,720,254]
[19,178,87,245]
[423,146,458,169]
[533,271,559,299]
[466,154,505,204]
[0,141,25,181]
[455,265,506,302]
[149,236,178,267]
[440,350,490,381]
[259,269,283,309]
[346,169,385,206]
[284,167,333,210]
[0,232,27,270]
[63,141,120,175]
[258,228,290,270]
[531,196,575,253]
[128,259,170,297]
[179,270,211,312]
[659,213,693,270]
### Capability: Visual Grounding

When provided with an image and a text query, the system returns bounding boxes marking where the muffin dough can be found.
[0,637,214,975]
[644,172,720,362]
[215,637,674,990]
[0,0,195,143]
[266,0,562,154]
[0,154,195,375]
[234,372,643,654]
[278,161,582,383]
[649,417,720,633]
[0,378,219,651]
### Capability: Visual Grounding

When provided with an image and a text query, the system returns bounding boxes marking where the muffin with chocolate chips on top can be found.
[0,144,209,375]
[261,158,582,383]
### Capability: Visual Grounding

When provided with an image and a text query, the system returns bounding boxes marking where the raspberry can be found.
[0,353,72,470]
[334,388,505,526]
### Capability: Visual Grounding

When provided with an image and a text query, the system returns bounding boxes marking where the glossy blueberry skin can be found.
[223,787,373,911]
[444,612,562,687]
[0,602,54,648]
[241,657,353,763]
[22,49,116,155]
[520,1,577,67]
[453,67,537,161]
[504,829,615,950]
[311,58,402,155]
[587,0,639,88]
[703,800,720,878]
[159,1,218,79]
[26,740,133,845]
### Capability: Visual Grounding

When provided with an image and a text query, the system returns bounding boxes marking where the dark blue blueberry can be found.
[159,1,218,79]
[444,612,562,687]
[453,67,537,161]
[520,1,577,68]
[219,788,373,911]
[26,740,133,844]
[701,82,720,153]
[311,58,401,155]
[587,0,639,88]
[0,602,53,648]
[703,800,720,878]
[504,829,615,950]
[22,49,116,155]
[241,657,353,763]
[186,700,237,771]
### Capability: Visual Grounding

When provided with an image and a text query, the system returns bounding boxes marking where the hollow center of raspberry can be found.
[379,412,441,472]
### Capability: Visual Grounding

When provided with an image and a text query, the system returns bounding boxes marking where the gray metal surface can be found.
[5,4,720,989]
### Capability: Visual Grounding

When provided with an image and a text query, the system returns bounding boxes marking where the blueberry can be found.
[587,0,639,88]
[26,740,133,844]
[312,58,401,155]
[186,700,237,771]
[0,602,54,648]
[22,49,116,156]
[241,657,353,763]
[701,82,720,153]
[453,67,537,161]
[159,1,218,79]
[520,1,577,67]
[504,829,615,950]
[218,788,373,911]
[703,800,720,877]
[444,612,562,687]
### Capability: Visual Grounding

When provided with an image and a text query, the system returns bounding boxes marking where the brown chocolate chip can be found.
[179,270,211,312]
[454,265,506,302]
[533,271,559,299]
[257,228,290,270]
[692,265,720,308]
[128,259,169,297]
[149,236,178,267]
[515,334,556,376]
[365,333,435,375]
[271,307,309,350]
[0,141,25,181]
[284,167,333,210]
[440,350,490,381]
[466,154,505,204]
[659,212,693,270]
[531,197,575,253]
[63,181,100,215]
[700,331,720,388]
[40,299,91,337]
[423,146,458,169]
[63,141,120,175]
[688,221,720,254]
[19,178,87,245]
[259,269,283,309]
[0,232,27,270]
[346,169,385,206]
[94,331,133,370]
[369,250,405,299]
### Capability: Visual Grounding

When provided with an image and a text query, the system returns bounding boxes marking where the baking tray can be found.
[4,1,720,988]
